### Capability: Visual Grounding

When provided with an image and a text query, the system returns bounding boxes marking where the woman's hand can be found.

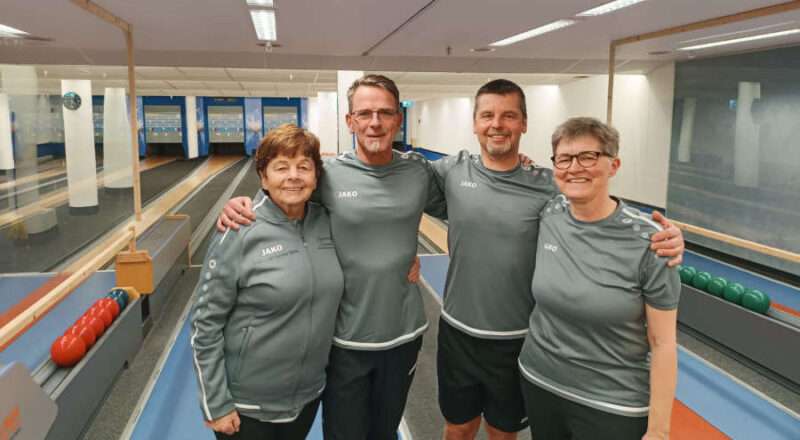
[216,197,256,232]
[206,410,241,435]
[650,211,684,267]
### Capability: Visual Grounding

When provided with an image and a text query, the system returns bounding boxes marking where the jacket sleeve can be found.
[189,228,243,421]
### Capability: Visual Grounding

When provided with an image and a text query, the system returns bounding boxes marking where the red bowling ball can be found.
[51,334,87,368]
[98,297,121,319]
[68,323,97,349]
[89,304,114,328]
[77,315,106,338]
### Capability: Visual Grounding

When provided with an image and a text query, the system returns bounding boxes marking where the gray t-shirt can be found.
[430,150,556,339]
[518,197,680,417]
[317,150,445,350]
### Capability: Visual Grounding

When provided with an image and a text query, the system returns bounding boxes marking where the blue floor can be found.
[130,316,324,440]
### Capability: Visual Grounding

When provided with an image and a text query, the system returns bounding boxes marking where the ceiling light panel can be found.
[250,9,277,41]
[577,0,648,17]
[490,19,576,47]
[0,24,29,38]
[678,29,800,51]
[246,0,274,6]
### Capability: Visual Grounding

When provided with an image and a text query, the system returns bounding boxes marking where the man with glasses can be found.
[218,74,445,440]
[430,79,683,440]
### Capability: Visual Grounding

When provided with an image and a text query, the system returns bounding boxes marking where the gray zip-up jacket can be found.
[190,192,344,423]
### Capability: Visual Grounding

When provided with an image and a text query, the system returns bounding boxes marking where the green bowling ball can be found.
[116,289,130,304]
[742,288,771,314]
[722,282,745,304]
[691,271,712,291]
[679,266,697,284]
[707,277,728,297]
[108,289,128,310]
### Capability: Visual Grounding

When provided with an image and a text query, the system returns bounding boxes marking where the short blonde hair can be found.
[255,124,323,180]
[551,117,620,157]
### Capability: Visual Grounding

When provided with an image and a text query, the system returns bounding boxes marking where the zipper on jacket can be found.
[290,212,314,408]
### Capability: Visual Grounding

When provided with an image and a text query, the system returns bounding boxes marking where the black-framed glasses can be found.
[550,151,612,170]
[350,109,399,122]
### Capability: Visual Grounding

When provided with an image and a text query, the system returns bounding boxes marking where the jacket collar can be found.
[253,190,309,224]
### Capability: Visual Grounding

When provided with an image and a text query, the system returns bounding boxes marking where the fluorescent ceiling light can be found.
[250,9,277,41]
[0,24,29,38]
[678,29,800,51]
[246,0,274,7]
[490,19,576,47]
[577,0,648,17]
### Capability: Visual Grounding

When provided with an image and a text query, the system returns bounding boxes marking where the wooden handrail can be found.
[673,221,800,265]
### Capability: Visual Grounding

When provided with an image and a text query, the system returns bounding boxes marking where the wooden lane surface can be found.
[419,214,448,254]
[0,155,242,352]
[0,156,175,228]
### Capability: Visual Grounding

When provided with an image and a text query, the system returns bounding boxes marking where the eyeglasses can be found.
[550,151,612,170]
[350,109,399,122]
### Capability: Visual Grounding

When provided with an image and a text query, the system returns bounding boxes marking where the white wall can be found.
[408,64,675,207]
[307,91,338,154]
[519,85,567,166]
[410,96,478,155]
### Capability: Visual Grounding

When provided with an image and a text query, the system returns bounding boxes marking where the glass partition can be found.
[0,16,135,275]
[668,44,800,276]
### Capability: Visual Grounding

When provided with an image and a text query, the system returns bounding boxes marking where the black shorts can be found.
[322,337,422,440]
[520,378,648,440]
[437,318,527,433]
[214,398,320,440]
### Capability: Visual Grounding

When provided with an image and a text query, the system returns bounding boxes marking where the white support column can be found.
[61,79,99,209]
[36,94,52,145]
[185,96,199,159]
[0,93,14,171]
[311,92,339,155]
[337,70,363,153]
[677,97,696,163]
[102,87,133,188]
[734,82,761,188]
[2,65,57,233]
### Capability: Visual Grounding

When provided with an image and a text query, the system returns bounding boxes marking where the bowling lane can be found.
[0,156,175,214]
[0,158,207,273]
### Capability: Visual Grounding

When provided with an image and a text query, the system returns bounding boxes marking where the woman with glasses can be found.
[518,117,680,440]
